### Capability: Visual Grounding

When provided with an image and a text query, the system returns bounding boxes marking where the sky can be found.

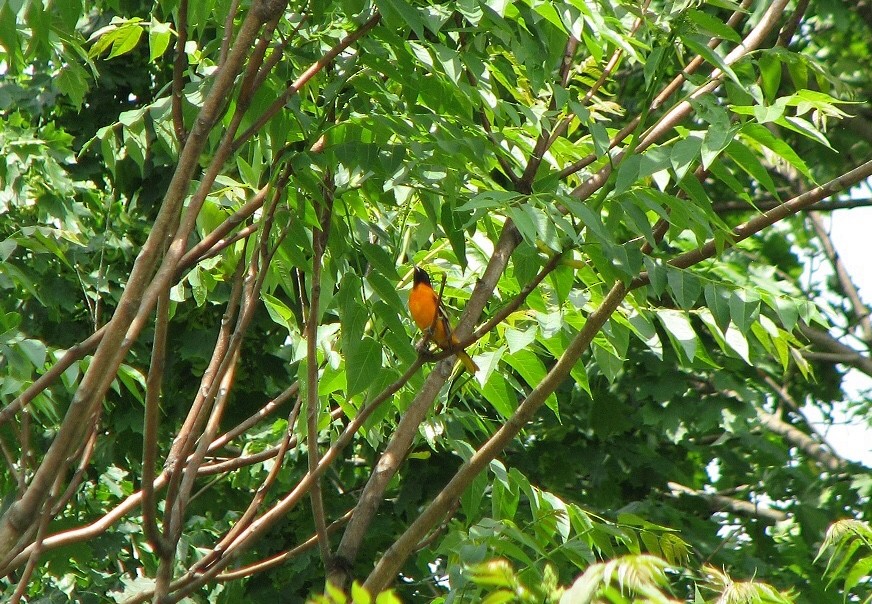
[801,195,872,466]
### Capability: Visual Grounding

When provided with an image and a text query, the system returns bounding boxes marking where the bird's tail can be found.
[456,350,479,374]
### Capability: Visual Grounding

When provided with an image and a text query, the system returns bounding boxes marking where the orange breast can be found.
[409,285,448,345]
[409,285,436,330]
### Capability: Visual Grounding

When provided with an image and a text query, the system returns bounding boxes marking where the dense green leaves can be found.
[1,0,872,602]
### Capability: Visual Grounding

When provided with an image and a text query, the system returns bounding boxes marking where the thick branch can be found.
[799,324,872,376]
[666,482,787,523]
[634,159,872,286]
[757,411,845,473]
[0,5,271,561]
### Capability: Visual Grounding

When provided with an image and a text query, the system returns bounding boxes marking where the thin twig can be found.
[0,326,105,427]
[757,411,845,473]
[307,169,336,569]
[666,482,787,523]
[250,13,310,95]
[195,393,305,572]
[18,411,29,494]
[142,293,171,557]
[177,188,268,273]
[153,359,426,602]
[800,323,872,377]
[219,0,242,66]
[9,480,61,604]
[216,510,353,581]
[231,11,382,153]
[49,414,101,517]
[208,382,299,452]
[162,251,247,530]
[776,0,810,48]
[0,437,20,493]
[808,212,872,344]
[172,0,189,144]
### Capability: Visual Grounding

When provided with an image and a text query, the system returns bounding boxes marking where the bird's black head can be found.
[413,265,431,286]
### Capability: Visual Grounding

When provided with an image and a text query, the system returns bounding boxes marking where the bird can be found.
[408,265,479,374]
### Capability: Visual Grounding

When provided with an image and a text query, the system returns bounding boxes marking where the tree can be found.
[1,0,871,602]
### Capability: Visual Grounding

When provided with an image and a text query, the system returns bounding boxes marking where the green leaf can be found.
[187,267,207,306]
[741,122,813,180]
[507,205,539,248]
[458,190,520,211]
[667,269,701,309]
[374,589,402,604]
[361,242,400,280]
[262,292,296,332]
[505,348,559,414]
[643,257,666,296]
[149,18,172,61]
[0,3,23,74]
[505,325,537,354]
[670,135,702,181]
[346,337,383,397]
[441,201,467,267]
[680,33,741,88]
[558,197,610,244]
[724,325,750,363]
[614,154,641,195]
[92,21,145,60]
[729,290,759,333]
[592,341,623,383]
[377,0,425,38]
[350,581,372,604]
[757,52,782,102]
[18,338,47,369]
[685,8,742,43]
[367,272,405,314]
[0,238,17,262]
[55,62,89,110]
[657,310,697,362]
[617,196,655,245]
[704,284,731,332]
[725,140,780,199]
[481,372,517,418]
[461,470,489,524]
[341,300,368,352]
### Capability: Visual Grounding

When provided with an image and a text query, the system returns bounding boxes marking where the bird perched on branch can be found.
[408,266,478,374]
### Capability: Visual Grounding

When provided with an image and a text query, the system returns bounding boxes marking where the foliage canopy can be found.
[1,0,872,602]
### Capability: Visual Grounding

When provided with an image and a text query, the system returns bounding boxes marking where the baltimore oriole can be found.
[409,266,479,374]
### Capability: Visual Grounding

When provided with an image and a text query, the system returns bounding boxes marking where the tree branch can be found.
[0,4,273,562]
[808,212,872,345]
[142,293,172,558]
[307,172,335,572]
[231,11,381,153]
[757,411,846,473]
[364,279,629,592]
[666,482,787,523]
[799,323,872,376]
[216,510,353,581]
[0,326,105,427]
[171,0,189,145]
[713,197,872,213]
[634,159,872,287]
